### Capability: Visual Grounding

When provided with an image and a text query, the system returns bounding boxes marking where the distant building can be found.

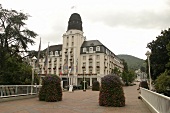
[29,13,124,87]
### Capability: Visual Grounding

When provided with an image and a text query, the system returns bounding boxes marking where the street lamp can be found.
[31,56,37,94]
[145,51,152,90]
[83,70,86,92]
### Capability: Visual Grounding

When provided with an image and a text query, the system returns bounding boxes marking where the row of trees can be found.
[0,4,38,84]
[147,28,170,95]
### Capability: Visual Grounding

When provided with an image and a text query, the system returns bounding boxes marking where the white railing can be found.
[140,87,170,113]
[0,85,42,98]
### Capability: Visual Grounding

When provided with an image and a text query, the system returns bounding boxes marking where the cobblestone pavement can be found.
[0,83,151,113]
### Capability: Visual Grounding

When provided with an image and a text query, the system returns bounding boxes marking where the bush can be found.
[139,81,149,90]
[155,71,170,96]
[99,74,125,107]
[39,75,62,102]
[92,81,100,91]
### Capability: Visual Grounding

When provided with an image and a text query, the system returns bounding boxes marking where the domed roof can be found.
[67,13,83,31]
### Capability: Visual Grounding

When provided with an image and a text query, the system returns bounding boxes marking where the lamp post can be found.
[83,70,86,92]
[145,51,152,90]
[31,56,37,94]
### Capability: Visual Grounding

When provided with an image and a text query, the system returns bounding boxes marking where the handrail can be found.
[140,87,170,113]
[0,85,42,98]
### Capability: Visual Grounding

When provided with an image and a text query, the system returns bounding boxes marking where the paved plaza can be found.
[0,83,151,113]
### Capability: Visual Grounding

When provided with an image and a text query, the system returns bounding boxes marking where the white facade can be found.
[29,13,124,87]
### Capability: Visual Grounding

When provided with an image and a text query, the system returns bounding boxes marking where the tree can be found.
[112,67,121,75]
[147,28,170,80]
[0,4,37,84]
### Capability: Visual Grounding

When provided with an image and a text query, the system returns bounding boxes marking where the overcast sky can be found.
[1,0,170,59]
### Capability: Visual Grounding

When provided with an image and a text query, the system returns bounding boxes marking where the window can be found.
[72,42,74,46]
[83,56,86,60]
[96,55,100,60]
[89,55,92,58]
[67,43,68,46]
[83,48,86,52]
[96,46,100,51]
[50,51,53,55]
[96,70,100,74]
[60,58,62,62]
[97,62,100,66]
[60,51,62,55]
[89,62,92,66]
[83,62,86,66]
[89,69,92,73]
[89,47,93,53]
[55,51,58,56]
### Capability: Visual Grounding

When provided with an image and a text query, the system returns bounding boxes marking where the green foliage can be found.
[155,71,170,94]
[147,28,170,80]
[112,67,121,75]
[0,54,35,85]
[121,71,136,86]
[39,75,62,102]
[92,81,100,91]
[99,74,125,107]
[0,4,37,85]
[117,54,145,71]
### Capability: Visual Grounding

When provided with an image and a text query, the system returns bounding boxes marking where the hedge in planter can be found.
[99,74,125,107]
[39,75,62,102]
[92,81,100,91]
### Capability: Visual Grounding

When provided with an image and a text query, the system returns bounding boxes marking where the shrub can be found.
[155,71,170,96]
[139,81,149,90]
[99,74,125,107]
[92,81,100,91]
[39,75,62,102]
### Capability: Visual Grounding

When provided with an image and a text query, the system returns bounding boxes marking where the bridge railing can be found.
[140,87,170,113]
[0,85,42,98]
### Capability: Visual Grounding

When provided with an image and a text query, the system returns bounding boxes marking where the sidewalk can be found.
[0,83,151,113]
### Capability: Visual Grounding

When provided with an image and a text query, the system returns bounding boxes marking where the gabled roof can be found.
[81,40,103,47]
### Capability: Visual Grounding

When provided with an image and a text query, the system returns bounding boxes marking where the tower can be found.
[62,13,85,75]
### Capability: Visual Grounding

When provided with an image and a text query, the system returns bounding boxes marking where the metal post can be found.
[31,68,34,94]
[83,71,86,92]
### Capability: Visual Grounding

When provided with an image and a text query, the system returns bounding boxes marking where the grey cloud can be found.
[85,9,170,29]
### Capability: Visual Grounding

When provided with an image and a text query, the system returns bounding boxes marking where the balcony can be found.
[89,66,93,68]
[53,66,56,70]
[58,67,61,70]
[89,58,93,60]
[96,66,100,68]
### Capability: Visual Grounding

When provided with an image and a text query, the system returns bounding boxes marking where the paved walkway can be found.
[0,83,151,113]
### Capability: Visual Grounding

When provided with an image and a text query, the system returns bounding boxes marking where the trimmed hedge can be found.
[92,81,100,91]
[99,74,125,107]
[39,75,62,102]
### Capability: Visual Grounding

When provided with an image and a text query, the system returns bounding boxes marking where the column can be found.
[90,77,92,86]
[93,55,96,73]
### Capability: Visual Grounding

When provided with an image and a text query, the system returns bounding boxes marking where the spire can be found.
[67,13,83,31]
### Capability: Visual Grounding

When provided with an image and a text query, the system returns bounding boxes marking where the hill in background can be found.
[117,54,146,71]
